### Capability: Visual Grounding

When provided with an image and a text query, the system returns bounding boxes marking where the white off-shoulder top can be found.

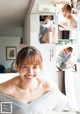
[0,85,79,114]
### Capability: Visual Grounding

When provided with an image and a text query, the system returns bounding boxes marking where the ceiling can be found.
[0,0,31,36]
[0,0,53,36]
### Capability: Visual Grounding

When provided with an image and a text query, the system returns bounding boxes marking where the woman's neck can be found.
[18,77,39,91]
[67,15,71,19]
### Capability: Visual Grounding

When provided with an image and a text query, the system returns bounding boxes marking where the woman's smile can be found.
[24,74,35,80]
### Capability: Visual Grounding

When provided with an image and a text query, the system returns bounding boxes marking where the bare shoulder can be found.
[38,78,55,91]
[0,76,19,93]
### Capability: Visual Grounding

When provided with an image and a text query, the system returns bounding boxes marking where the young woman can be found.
[0,46,79,114]
[40,15,56,43]
[59,4,77,30]
[56,47,76,71]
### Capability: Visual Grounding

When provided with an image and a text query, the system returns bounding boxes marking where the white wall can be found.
[0,26,22,36]
[24,9,80,105]
[0,36,20,69]
[24,13,58,85]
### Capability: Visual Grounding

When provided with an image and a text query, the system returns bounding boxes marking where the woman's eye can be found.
[33,66,38,69]
[21,65,27,68]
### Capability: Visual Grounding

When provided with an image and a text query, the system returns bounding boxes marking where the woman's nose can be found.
[27,68,33,74]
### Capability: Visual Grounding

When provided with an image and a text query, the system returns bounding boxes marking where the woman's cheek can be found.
[35,69,41,75]
[20,69,27,75]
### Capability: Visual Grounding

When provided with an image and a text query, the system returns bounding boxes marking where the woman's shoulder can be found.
[0,82,11,94]
[0,76,19,93]
[38,77,55,91]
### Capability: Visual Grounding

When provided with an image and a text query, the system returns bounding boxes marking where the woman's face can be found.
[45,17,51,23]
[17,61,41,81]
[62,10,71,18]
[65,49,72,56]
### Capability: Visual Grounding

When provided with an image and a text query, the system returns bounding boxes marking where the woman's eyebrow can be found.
[21,64,27,65]
[21,64,38,66]
[34,64,38,66]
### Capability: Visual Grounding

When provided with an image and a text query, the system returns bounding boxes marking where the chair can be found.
[0,65,6,73]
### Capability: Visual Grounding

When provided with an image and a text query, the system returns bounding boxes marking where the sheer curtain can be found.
[65,71,79,110]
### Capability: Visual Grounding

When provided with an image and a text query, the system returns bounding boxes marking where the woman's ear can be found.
[15,64,18,71]
[15,64,19,72]
[15,64,17,69]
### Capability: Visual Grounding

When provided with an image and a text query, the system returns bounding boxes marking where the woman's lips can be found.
[25,75,34,79]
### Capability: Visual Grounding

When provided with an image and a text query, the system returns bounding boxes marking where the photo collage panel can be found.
[39,0,80,73]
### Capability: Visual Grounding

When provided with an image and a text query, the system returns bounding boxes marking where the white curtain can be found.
[65,71,79,110]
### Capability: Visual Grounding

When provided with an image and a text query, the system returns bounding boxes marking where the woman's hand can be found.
[47,28,52,32]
